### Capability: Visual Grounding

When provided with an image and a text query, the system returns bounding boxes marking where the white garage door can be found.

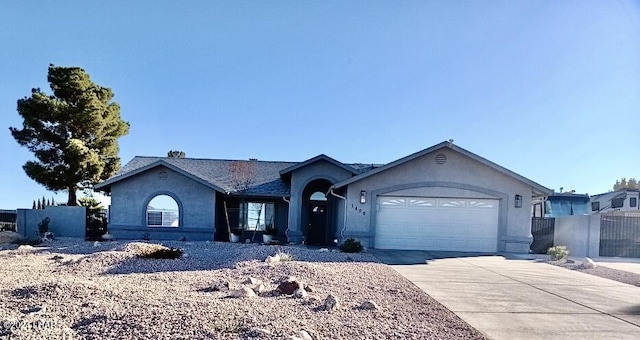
[375,196,499,252]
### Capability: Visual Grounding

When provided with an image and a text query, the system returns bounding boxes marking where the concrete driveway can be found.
[372,250,640,340]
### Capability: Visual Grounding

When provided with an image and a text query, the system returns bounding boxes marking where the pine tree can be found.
[37,199,42,209]
[10,65,129,206]
[32,200,36,209]
[51,196,56,206]
[167,150,186,158]
[614,177,639,190]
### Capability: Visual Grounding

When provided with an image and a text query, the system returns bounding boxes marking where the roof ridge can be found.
[132,155,298,163]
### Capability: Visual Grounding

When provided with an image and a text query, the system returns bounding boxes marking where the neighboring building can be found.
[590,189,640,214]
[0,209,17,231]
[531,193,591,218]
[95,141,551,253]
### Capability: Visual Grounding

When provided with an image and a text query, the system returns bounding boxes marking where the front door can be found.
[307,203,327,245]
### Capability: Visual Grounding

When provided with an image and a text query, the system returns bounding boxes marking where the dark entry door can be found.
[307,203,327,245]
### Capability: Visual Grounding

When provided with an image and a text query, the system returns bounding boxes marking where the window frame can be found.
[630,197,637,208]
[240,201,275,231]
[146,194,180,228]
[611,198,624,209]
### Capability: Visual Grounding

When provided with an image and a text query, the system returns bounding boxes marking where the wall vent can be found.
[435,153,447,164]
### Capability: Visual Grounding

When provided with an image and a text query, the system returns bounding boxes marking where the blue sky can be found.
[1,1,639,209]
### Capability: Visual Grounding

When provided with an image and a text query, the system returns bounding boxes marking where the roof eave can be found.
[333,141,552,196]
[94,160,226,194]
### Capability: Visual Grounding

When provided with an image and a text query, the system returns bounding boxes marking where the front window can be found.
[240,202,274,231]
[147,195,179,227]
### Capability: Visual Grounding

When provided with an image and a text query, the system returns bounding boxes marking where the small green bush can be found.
[138,246,184,259]
[340,238,363,253]
[547,245,569,261]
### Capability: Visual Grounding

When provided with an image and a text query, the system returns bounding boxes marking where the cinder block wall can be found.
[16,206,86,238]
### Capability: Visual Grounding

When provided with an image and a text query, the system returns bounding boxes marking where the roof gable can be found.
[332,141,552,195]
[95,157,296,196]
[279,154,358,176]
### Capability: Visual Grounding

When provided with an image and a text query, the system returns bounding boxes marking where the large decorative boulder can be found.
[277,277,304,295]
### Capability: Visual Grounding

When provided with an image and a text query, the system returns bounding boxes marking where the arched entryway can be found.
[302,179,334,246]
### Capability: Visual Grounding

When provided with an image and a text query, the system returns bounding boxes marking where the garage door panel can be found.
[375,196,499,252]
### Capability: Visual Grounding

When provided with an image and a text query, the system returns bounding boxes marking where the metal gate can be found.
[599,214,640,257]
[530,217,555,254]
[529,217,556,254]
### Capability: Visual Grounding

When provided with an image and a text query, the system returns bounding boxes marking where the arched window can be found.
[310,191,327,201]
[147,195,179,227]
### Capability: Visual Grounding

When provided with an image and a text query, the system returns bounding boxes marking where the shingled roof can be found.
[95,157,297,197]
[95,156,379,197]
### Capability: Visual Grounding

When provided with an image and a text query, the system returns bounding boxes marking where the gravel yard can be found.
[0,239,485,340]
[546,259,640,288]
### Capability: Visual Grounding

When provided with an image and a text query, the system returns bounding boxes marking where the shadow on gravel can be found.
[100,244,378,275]
[24,243,123,256]
[370,249,538,265]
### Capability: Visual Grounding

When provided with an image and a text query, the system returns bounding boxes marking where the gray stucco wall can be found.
[287,160,353,243]
[340,149,536,253]
[108,165,217,241]
[17,206,86,238]
[554,215,600,257]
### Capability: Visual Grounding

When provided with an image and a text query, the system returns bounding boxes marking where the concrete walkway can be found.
[372,250,640,340]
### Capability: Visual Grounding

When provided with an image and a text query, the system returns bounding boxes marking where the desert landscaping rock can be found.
[210,280,230,292]
[254,283,267,294]
[276,278,303,295]
[583,257,597,269]
[289,330,313,340]
[229,287,257,298]
[245,277,262,285]
[293,288,308,299]
[549,259,640,288]
[359,299,380,310]
[324,294,340,313]
[0,238,486,339]
[101,233,114,241]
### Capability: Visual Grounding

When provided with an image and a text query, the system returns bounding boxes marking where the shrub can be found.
[86,211,108,241]
[37,217,50,236]
[339,238,363,253]
[135,244,184,259]
[547,245,569,261]
[275,250,294,261]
